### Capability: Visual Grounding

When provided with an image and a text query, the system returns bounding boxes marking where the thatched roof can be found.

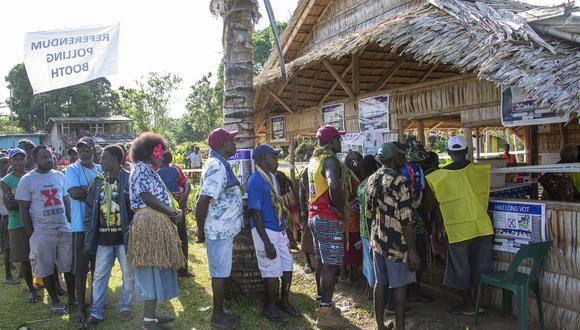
[255,0,579,115]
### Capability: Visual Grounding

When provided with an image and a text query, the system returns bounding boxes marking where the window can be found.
[90,123,104,135]
[61,123,70,135]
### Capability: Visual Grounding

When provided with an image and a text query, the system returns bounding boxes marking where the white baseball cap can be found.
[448,136,467,151]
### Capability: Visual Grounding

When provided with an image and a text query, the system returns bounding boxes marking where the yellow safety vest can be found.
[426,163,493,243]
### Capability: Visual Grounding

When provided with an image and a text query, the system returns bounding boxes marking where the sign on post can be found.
[488,200,546,253]
[24,24,120,94]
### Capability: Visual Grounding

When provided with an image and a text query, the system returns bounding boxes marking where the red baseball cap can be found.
[316,125,346,143]
[208,128,238,150]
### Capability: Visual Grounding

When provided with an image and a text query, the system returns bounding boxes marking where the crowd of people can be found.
[0,124,500,330]
[0,134,194,330]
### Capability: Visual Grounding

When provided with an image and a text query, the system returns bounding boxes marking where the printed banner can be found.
[359,95,390,132]
[488,200,546,253]
[270,115,286,142]
[501,87,569,127]
[24,24,120,94]
[363,131,398,154]
[321,103,345,131]
[341,133,364,153]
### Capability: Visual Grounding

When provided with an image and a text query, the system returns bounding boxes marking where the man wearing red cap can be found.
[306,125,350,328]
[195,128,243,329]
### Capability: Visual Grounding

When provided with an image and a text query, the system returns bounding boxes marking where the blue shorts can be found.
[373,251,416,288]
[206,237,234,278]
[309,215,344,266]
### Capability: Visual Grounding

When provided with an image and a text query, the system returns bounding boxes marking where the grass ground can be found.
[0,192,525,329]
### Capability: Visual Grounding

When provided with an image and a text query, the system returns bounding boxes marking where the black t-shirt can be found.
[98,177,124,246]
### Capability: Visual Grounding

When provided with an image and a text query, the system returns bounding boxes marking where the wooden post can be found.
[464,127,473,161]
[289,135,296,187]
[559,123,566,148]
[352,52,360,96]
[529,125,539,199]
[398,119,406,143]
[475,127,481,160]
[417,120,425,145]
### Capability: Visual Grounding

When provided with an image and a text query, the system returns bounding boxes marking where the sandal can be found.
[303,265,314,274]
[28,291,39,304]
[155,315,175,324]
[211,316,240,329]
[3,278,19,285]
[263,312,287,325]
[119,310,133,321]
[86,316,102,328]
[50,304,68,315]
[279,303,300,317]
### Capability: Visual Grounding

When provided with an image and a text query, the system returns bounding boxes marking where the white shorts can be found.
[251,228,293,278]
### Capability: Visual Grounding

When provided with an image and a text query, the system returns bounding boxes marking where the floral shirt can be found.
[365,166,414,263]
[200,157,243,240]
[129,162,171,210]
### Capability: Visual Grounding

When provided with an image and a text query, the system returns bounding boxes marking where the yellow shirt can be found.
[426,163,494,243]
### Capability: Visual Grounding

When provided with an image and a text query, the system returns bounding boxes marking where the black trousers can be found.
[177,213,188,271]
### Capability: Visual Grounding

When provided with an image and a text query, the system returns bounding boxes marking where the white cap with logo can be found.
[447,136,467,151]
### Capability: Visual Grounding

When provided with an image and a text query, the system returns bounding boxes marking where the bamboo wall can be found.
[392,78,499,119]
[538,121,580,155]
[491,201,580,330]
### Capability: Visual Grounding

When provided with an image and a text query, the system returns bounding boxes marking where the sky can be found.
[0,0,569,119]
[0,0,298,117]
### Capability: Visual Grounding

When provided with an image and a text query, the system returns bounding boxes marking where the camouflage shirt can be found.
[365,166,414,263]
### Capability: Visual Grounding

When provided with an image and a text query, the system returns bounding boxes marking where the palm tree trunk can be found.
[213,0,258,149]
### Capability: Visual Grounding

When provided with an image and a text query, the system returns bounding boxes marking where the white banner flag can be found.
[24,24,120,94]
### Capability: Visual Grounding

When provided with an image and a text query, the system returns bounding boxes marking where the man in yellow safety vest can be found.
[426,136,494,316]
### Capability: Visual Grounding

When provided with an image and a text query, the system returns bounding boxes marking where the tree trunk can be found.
[211,0,263,298]
[221,0,257,148]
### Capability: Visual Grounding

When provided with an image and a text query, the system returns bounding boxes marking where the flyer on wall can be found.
[488,200,546,253]
[321,103,345,131]
[341,133,364,153]
[358,95,390,132]
[501,86,569,127]
[271,115,286,142]
[362,131,398,154]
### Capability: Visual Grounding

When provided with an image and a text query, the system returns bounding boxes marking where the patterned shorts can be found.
[309,215,344,266]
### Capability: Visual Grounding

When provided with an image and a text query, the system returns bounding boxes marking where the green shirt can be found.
[1,173,23,230]
[358,179,369,238]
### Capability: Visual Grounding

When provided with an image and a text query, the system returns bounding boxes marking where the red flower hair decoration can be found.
[151,144,164,160]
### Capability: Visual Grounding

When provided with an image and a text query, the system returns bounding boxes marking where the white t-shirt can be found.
[15,170,69,229]
[187,153,202,168]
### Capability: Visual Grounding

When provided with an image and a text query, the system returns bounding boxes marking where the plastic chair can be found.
[475,241,552,330]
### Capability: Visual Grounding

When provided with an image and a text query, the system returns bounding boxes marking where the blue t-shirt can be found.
[247,171,284,232]
[65,161,102,232]
[157,166,180,192]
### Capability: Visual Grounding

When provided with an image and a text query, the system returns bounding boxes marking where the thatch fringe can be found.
[255,0,579,115]
[127,208,186,270]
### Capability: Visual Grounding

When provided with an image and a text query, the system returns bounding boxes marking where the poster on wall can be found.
[341,133,364,153]
[501,87,569,127]
[321,103,345,131]
[270,115,286,142]
[228,149,254,190]
[362,131,398,154]
[359,95,390,131]
[488,200,546,253]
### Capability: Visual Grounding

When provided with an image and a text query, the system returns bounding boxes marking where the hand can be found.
[264,241,277,260]
[169,209,182,224]
[408,250,421,272]
[435,229,447,244]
